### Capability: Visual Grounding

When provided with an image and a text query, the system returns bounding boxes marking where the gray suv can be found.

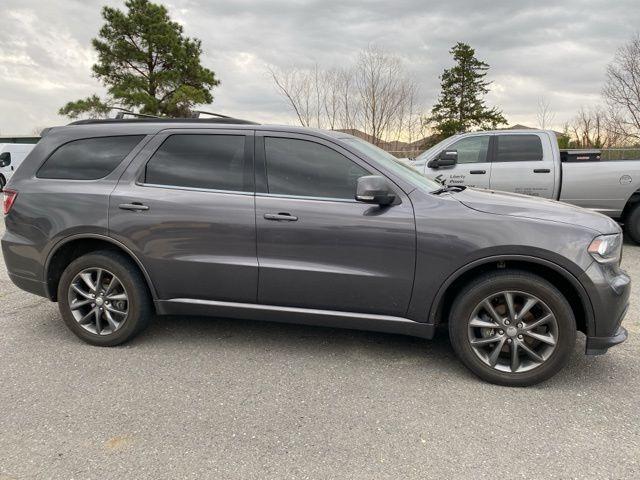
[1,118,630,386]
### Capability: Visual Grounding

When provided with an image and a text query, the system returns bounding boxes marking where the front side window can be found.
[448,136,490,164]
[144,134,248,191]
[265,137,369,199]
[494,135,543,162]
[38,135,144,180]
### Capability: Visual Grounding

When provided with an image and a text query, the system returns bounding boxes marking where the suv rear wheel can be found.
[449,270,576,387]
[58,250,153,346]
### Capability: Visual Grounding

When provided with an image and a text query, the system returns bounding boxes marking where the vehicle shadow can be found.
[121,313,628,388]
[135,313,458,363]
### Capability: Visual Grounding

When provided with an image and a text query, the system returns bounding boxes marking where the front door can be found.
[424,134,492,188]
[109,129,258,302]
[254,132,416,317]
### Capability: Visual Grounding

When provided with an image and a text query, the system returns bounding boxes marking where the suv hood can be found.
[452,188,620,235]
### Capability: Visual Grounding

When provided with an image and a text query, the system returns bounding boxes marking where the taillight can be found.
[3,189,17,215]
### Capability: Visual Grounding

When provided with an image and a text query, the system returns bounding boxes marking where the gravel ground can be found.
[0,220,638,479]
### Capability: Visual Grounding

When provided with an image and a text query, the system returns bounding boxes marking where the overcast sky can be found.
[1,0,639,135]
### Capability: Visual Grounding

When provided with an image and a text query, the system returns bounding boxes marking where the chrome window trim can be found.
[136,181,254,196]
[255,192,359,203]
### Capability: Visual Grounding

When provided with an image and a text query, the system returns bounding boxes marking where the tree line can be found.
[60,0,640,150]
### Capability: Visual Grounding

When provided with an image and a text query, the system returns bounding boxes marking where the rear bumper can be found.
[586,325,628,355]
[7,272,48,298]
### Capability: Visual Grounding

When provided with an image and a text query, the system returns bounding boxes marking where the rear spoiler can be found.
[39,127,55,138]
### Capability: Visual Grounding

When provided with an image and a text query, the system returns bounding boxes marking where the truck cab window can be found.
[447,136,490,164]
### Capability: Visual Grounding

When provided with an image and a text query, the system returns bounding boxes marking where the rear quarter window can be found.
[37,135,144,180]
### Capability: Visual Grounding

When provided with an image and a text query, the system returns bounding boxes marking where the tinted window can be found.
[144,134,248,191]
[265,137,370,199]
[495,135,543,162]
[38,136,143,180]
[448,136,490,164]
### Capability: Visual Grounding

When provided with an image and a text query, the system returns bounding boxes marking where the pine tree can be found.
[429,42,506,138]
[60,0,219,119]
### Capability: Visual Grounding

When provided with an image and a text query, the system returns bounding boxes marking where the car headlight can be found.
[588,233,623,264]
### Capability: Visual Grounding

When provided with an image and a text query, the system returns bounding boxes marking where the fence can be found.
[600,148,640,161]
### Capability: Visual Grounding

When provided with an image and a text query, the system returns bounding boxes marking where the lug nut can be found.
[507,338,512,343]
[504,320,510,325]
[499,330,504,335]
[518,334,523,340]
[517,323,523,328]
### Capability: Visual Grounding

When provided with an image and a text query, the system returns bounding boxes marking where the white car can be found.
[0,143,35,189]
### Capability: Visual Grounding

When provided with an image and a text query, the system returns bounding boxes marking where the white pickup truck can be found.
[411,129,640,243]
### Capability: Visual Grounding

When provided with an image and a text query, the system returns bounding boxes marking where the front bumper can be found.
[586,325,629,355]
[582,261,630,355]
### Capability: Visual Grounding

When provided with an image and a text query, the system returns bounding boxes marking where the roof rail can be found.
[190,110,232,119]
[113,107,161,120]
[67,117,258,126]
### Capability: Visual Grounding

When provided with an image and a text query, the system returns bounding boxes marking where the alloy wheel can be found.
[467,290,559,373]
[67,267,129,336]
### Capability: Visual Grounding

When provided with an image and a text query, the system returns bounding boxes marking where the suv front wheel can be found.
[58,250,153,346]
[449,270,576,387]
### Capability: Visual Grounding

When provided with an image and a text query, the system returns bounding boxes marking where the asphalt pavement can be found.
[0,220,638,479]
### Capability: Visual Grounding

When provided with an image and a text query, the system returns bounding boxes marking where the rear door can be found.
[489,133,556,198]
[109,129,258,303]
[254,132,416,317]
[423,134,491,188]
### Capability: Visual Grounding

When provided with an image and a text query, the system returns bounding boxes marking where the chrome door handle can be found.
[118,202,149,211]
[264,212,298,221]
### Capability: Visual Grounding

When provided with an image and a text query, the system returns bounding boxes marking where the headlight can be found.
[588,234,623,264]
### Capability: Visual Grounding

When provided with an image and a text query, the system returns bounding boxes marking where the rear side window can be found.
[38,136,144,180]
[494,135,543,162]
[144,134,249,191]
[264,137,369,199]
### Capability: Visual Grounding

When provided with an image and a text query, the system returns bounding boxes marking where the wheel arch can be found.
[428,255,595,336]
[621,188,640,221]
[44,234,158,302]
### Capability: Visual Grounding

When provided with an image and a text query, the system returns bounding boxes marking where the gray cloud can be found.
[0,0,638,134]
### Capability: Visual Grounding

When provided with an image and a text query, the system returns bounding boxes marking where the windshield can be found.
[342,137,441,192]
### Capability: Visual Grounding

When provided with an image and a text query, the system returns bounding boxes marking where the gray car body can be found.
[413,129,640,219]
[1,122,630,352]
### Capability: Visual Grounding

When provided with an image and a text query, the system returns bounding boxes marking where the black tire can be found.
[448,270,576,387]
[624,203,640,245]
[57,250,153,346]
[0,175,5,191]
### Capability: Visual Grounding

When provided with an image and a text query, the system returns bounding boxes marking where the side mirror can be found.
[427,149,457,169]
[0,152,11,168]
[355,175,396,206]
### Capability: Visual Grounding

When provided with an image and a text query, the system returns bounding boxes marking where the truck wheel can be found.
[448,270,576,387]
[57,250,153,346]
[624,203,640,244]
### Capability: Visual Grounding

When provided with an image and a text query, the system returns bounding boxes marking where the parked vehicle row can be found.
[411,129,640,243]
[1,119,630,386]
